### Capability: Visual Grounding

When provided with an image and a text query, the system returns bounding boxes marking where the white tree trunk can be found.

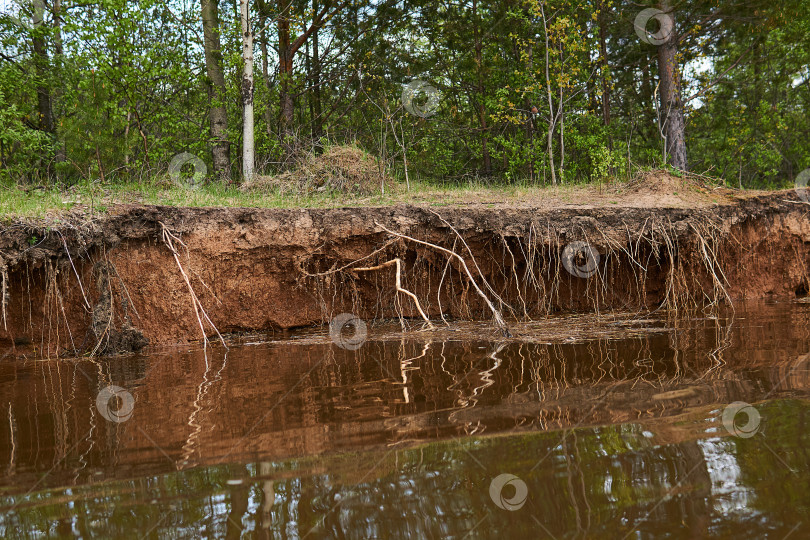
[541,5,557,185]
[239,0,255,181]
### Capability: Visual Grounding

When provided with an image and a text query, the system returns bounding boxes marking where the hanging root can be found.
[689,221,733,310]
[1,260,8,332]
[374,222,511,336]
[428,209,515,316]
[159,222,227,350]
[57,231,92,313]
[352,258,435,329]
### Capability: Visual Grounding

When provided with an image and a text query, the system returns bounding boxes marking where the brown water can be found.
[1,301,810,539]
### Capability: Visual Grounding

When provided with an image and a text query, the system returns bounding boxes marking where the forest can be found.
[0,0,807,190]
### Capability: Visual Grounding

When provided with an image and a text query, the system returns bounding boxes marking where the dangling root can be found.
[57,231,92,313]
[1,261,8,332]
[352,258,435,329]
[428,209,514,316]
[159,222,227,350]
[374,222,510,336]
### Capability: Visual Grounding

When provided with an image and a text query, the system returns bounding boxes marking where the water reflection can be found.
[0,301,809,538]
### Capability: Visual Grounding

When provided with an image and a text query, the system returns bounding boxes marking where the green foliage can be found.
[0,0,805,191]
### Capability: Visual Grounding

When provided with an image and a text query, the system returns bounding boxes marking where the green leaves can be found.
[0,0,806,188]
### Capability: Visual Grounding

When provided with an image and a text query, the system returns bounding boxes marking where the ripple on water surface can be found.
[1,301,809,538]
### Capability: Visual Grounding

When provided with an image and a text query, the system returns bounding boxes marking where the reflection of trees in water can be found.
[261,408,809,539]
[2,304,810,536]
[2,399,810,538]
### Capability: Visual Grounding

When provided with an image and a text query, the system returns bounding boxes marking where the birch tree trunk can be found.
[239,0,255,181]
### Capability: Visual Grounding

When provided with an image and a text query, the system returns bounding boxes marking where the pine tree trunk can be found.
[541,4,557,185]
[656,1,687,171]
[472,0,491,175]
[256,0,276,140]
[202,0,232,182]
[311,0,323,142]
[52,0,66,164]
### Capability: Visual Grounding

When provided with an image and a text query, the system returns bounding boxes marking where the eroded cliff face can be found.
[0,188,808,357]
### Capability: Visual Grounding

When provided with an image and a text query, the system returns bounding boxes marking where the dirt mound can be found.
[243,145,393,195]
[613,169,732,207]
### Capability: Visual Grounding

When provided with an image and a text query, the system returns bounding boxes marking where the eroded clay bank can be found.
[1,188,808,357]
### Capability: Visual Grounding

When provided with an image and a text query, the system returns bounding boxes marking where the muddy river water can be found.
[1,301,810,538]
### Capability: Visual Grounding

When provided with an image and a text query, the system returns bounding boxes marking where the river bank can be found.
[1,175,808,357]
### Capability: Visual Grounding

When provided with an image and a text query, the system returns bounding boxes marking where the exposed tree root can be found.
[1,261,7,331]
[352,258,435,329]
[57,231,92,313]
[429,209,515,317]
[375,222,511,336]
[159,222,227,350]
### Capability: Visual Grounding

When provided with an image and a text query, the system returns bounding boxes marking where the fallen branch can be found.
[374,222,510,336]
[352,258,435,329]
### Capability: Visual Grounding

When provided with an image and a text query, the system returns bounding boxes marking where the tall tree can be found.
[277,0,347,136]
[239,0,255,180]
[310,0,323,140]
[597,0,611,150]
[201,0,231,182]
[472,0,491,175]
[276,0,292,136]
[656,0,687,170]
[31,0,53,134]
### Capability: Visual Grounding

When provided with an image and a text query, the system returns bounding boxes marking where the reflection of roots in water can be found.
[373,314,760,443]
[180,350,229,468]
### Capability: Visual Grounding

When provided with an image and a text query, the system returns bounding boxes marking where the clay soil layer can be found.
[1,181,809,355]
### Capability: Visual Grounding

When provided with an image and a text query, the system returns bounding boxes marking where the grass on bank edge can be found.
[0,175,588,220]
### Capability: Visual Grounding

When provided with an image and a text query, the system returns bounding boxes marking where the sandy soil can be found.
[0,173,807,355]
